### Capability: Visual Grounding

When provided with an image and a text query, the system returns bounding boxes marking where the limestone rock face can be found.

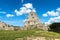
[24,11,43,29]
[0,21,14,30]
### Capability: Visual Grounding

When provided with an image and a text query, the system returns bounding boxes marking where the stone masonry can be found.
[24,11,43,30]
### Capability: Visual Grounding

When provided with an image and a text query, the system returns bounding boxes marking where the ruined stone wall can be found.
[24,11,43,30]
[0,21,14,30]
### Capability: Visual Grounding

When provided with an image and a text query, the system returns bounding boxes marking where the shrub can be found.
[49,23,60,33]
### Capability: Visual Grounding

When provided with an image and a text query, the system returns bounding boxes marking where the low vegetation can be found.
[0,28,60,40]
[49,23,60,33]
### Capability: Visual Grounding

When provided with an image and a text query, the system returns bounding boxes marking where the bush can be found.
[49,23,60,33]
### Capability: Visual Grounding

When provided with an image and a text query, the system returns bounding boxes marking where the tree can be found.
[49,23,60,33]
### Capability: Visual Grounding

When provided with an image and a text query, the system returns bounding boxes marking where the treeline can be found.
[49,23,60,33]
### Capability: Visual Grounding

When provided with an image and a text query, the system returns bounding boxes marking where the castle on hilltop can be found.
[0,11,48,30]
[24,11,43,30]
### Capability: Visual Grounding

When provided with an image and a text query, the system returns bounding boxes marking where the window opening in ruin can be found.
[31,14,33,16]
[28,21,30,24]
[3,26,5,28]
[32,17,34,18]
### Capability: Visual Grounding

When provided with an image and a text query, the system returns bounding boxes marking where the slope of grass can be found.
[0,29,60,40]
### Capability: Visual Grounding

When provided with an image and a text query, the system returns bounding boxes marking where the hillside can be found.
[0,28,60,40]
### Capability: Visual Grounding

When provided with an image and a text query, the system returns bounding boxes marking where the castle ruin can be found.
[24,11,43,30]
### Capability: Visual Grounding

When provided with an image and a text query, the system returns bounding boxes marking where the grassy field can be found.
[0,29,60,40]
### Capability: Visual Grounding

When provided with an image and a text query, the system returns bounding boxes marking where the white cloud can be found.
[23,3,33,9]
[15,7,27,16]
[43,14,48,17]
[26,9,31,13]
[20,7,26,10]
[32,9,36,12]
[45,16,60,25]
[42,8,60,17]
[47,11,59,16]
[43,11,59,17]
[6,14,14,17]
[56,8,60,11]
[43,8,60,25]
[15,3,36,16]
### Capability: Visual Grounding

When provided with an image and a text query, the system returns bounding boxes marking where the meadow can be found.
[0,28,60,40]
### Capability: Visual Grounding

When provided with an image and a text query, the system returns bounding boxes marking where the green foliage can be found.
[49,23,60,33]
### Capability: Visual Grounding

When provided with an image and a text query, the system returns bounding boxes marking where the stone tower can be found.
[24,11,43,30]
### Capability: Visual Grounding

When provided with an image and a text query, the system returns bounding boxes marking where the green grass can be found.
[0,29,60,40]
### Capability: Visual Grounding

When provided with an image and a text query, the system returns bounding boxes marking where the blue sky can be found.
[0,0,60,26]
